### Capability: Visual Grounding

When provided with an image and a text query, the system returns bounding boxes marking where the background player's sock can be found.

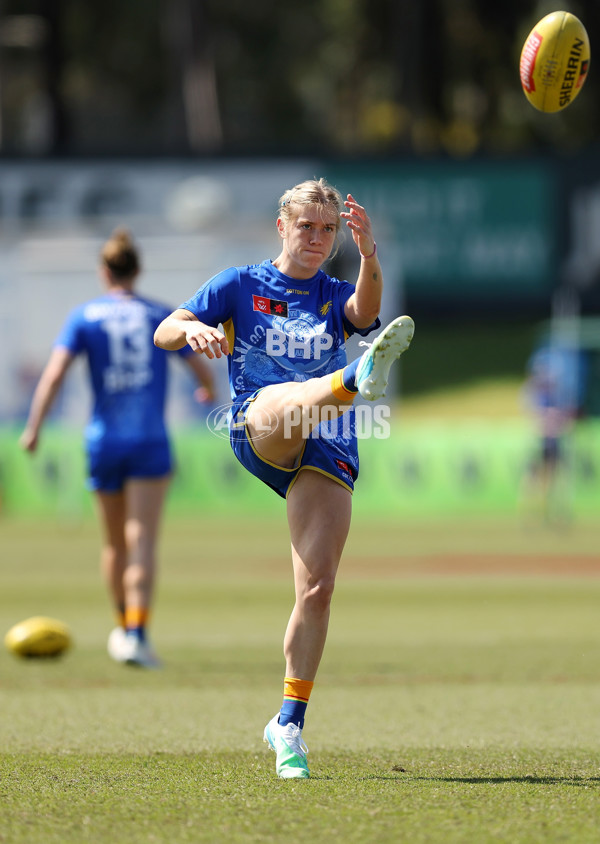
[278,677,314,729]
[125,606,149,642]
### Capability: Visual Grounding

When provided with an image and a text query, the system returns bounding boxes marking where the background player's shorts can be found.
[540,436,563,466]
[229,391,359,499]
[86,439,173,492]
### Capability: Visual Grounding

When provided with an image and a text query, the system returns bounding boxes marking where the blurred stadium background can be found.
[2,0,600,522]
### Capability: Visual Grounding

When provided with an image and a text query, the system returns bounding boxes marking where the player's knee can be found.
[123,563,149,591]
[303,575,336,613]
[104,541,126,562]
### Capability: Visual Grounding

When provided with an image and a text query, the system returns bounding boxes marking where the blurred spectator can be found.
[520,344,582,527]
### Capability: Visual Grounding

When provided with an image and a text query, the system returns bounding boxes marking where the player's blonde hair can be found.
[278,178,344,230]
[101,227,140,280]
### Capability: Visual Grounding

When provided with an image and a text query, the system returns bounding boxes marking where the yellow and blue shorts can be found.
[229,391,359,499]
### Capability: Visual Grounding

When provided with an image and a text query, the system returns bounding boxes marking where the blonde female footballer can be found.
[155,179,414,777]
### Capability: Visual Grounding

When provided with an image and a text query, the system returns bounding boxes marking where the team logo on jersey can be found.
[252,295,288,317]
[319,301,333,316]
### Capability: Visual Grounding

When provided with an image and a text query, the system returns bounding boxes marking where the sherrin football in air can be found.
[5,616,72,658]
[520,11,590,112]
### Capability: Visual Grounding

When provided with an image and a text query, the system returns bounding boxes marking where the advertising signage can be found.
[327,161,556,303]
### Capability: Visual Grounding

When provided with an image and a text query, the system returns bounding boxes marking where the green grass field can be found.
[2,514,600,843]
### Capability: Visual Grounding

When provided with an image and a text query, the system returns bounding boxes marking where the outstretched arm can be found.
[154,308,229,359]
[20,347,74,453]
[341,194,383,329]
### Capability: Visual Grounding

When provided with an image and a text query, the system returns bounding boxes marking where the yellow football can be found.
[5,616,72,658]
[520,11,590,112]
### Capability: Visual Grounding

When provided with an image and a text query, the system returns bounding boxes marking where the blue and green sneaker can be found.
[263,714,310,779]
[356,316,415,401]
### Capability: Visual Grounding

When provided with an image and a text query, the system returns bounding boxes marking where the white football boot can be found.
[263,714,310,779]
[356,316,415,401]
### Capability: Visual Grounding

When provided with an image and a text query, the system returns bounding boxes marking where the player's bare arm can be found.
[184,353,217,403]
[341,194,383,329]
[20,347,74,453]
[154,308,229,358]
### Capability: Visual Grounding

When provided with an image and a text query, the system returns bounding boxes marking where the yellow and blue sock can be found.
[278,677,314,729]
[125,606,149,642]
[331,357,361,402]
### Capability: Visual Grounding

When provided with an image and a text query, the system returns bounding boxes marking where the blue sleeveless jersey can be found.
[55,292,190,448]
[180,260,377,401]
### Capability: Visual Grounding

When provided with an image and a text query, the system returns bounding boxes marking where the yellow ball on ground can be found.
[5,616,72,658]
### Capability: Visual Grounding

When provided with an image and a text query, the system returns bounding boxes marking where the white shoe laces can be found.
[281,722,308,756]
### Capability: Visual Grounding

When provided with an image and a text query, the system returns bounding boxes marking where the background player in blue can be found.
[20,228,215,668]
[154,179,414,777]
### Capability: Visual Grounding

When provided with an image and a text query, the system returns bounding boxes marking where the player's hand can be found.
[19,428,38,453]
[341,194,376,258]
[194,385,216,404]
[184,322,229,359]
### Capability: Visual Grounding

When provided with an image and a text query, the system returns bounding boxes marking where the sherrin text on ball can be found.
[520,11,590,112]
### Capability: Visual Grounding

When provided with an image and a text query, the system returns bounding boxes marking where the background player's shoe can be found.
[356,316,415,401]
[263,714,310,779]
[122,635,162,669]
[107,627,161,668]
[107,626,128,663]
